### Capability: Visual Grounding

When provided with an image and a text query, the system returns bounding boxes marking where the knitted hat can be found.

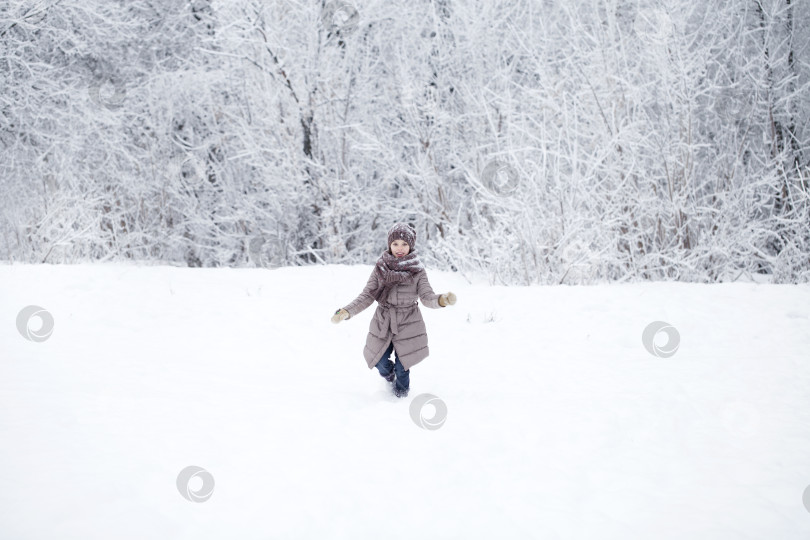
[387,222,416,252]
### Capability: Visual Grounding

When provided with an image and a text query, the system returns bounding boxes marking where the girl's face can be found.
[390,239,410,257]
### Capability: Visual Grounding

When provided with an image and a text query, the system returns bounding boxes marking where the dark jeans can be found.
[374,341,409,392]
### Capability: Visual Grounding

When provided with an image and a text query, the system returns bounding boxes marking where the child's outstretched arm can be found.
[331,267,378,323]
[417,270,457,309]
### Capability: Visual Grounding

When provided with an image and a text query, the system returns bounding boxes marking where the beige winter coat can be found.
[341,267,444,370]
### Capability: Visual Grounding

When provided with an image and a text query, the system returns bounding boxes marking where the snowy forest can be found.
[1,0,808,285]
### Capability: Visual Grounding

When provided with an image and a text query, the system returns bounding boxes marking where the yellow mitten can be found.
[438,292,457,307]
[331,308,349,323]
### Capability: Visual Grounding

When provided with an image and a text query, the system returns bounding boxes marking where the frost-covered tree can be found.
[1,0,808,283]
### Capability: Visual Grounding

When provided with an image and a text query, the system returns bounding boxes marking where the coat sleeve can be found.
[416,269,442,309]
[341,267,378,319]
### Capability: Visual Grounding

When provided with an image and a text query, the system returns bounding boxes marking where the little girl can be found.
[331,223,457,398]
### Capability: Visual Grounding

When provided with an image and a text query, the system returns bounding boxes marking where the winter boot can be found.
[393,383,409,398]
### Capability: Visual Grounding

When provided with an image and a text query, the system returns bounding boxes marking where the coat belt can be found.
[379,302,417,335]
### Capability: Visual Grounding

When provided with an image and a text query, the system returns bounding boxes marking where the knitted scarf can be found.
[371,249,425,304]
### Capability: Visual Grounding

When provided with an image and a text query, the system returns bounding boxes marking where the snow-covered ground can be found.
[2,262,810,539]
